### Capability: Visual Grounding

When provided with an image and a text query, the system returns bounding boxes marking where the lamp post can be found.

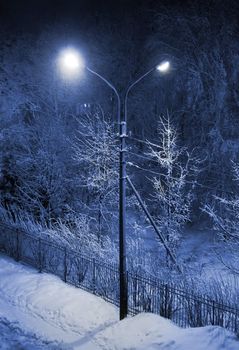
[85,68,127,321]
[57,48,170,320]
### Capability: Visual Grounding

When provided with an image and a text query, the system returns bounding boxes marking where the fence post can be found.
[165,284,169,318]
[235,310,238,335]
[126,270,129,314]
[133,274,137,309]
[92,258,96,294]
[15,229,20,262]
[38,238,42,273]
[212,300,215,325]
[64,247,67,283]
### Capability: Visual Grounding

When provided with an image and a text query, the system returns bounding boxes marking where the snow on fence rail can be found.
[0,222,238,335]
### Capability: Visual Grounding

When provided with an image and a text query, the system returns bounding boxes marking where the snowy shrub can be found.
[0,204,117,263]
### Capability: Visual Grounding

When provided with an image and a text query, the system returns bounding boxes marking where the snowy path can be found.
[0,254,118,349]
[0,316,59,350]
[0,254,238,350]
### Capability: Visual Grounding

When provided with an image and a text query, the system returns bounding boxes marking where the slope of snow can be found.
[0,317,59,350]
[0,254,238,350]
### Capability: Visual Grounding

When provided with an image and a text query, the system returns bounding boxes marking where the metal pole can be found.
[86,67,127,320]
[119,119,128,319]
[118,66,157,319]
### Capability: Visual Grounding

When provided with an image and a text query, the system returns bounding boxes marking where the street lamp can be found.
[57,48,170,320]
[156,60,170,73]
[58,48,84,79]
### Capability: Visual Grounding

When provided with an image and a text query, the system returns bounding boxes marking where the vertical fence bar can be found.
[235,310,238,335]
[126,270,129,311]
[212,300,215,325]
[64,247,67,283]
[165,284,168,318]
[92,258,96,294]
[38,238,42,273]
[15,229,20,262]
[133,274,137,310]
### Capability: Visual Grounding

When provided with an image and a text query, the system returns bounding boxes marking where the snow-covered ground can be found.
[178,226,239,286]
[0,254,238,349]
[0,317,59,350]
[179,227,222,273]
[136,216,237,282]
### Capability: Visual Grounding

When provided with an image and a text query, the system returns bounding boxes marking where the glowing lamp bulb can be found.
[62,52,80,70]
[156,61,170,73]
[58,48,84,78]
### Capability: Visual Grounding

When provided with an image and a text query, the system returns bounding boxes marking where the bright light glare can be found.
[62,52,80,70]
[58,48,84,78]
[156,61,170,73]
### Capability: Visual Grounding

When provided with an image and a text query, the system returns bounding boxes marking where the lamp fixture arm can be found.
[86,67,120,126]
[124,67,155,124]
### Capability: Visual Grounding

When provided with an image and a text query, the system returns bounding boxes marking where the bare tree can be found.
[204,162,239,274]
[73,109,119,240]
[147,114,199,254]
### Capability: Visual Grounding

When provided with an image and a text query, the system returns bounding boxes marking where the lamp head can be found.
[58,48,84,79]
[156,61,170,73]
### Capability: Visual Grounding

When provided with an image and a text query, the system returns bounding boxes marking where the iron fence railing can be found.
[0,222,238,335]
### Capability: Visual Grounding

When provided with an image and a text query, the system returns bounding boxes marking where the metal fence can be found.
[0,223,238,335]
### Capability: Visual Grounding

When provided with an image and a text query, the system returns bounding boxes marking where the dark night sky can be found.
[1,0,238,88]
[0,0,159,72]
[0,0,150,33]
[1,1,206,36]
[1,1,237,35]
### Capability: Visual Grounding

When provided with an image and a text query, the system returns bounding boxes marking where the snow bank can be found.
[0,254,238,349]
[101,313,238,350]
